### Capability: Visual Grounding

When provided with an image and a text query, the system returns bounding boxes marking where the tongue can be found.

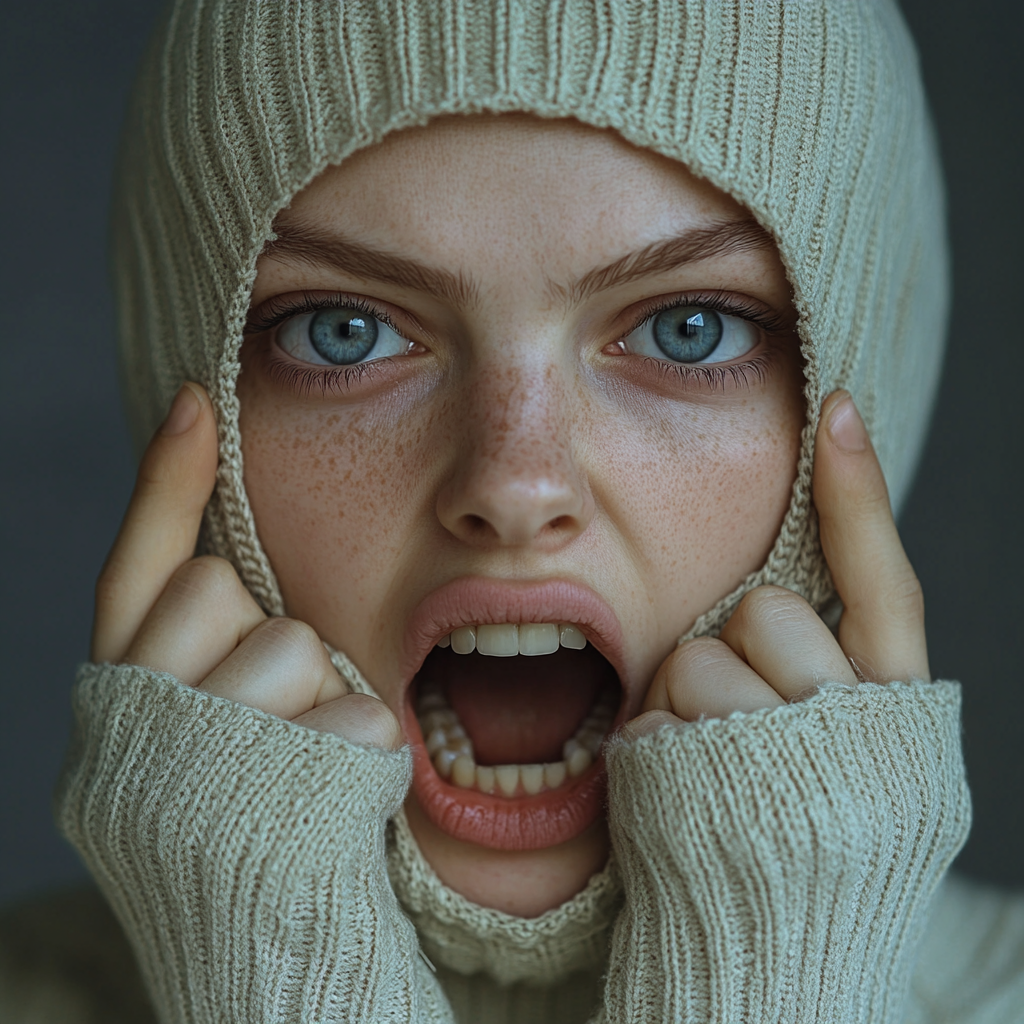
[417,645,616,765]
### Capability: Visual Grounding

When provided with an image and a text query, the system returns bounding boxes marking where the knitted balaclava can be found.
[111,0,947,686]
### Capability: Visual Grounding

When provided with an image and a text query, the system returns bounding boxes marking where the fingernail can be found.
[826,391,868,453]
[160,384,201,436]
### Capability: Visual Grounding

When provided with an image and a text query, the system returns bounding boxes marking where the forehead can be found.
[282,114,755,271]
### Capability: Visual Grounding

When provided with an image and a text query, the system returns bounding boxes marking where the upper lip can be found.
[400,575,630,704]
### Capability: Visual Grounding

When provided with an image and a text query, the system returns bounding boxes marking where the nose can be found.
[436,364,594,550]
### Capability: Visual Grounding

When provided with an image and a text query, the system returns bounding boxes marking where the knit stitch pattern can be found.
[386,809,622,985]
[111,0,948,638]
[53,667,971,1022]
[603,680,971,1023]
[56,2,975,1020]
[55,664,452,1023]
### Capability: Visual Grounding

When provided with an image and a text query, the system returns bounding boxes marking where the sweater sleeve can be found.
[599,680,972,1024]
[54,662,455,1024]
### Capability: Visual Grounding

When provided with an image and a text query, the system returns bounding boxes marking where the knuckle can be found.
[132,455,166,495]
[253,617,324,664]
[94,561,125,611]
[729,585,812,634]
[882,571,926,625]
[840,484,894,530]
[169,556,241,603]
[621,709,681,742]
[341,694,402,750]
[859,483,894,518]
[672,636,731,676]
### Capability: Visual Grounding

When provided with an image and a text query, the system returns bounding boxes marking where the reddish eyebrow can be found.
[262,216,774,309]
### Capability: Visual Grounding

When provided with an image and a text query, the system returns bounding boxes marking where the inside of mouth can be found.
[413,630,620,799]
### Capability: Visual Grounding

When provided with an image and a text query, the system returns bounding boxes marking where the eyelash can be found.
[246,290,786,396]
[246,292,414,397]
[618,291,787,391]
[624,290,788,340]
[245,292,403,336]
[263,360,395,398]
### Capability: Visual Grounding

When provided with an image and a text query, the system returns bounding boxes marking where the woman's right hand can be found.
[91,381,401,750]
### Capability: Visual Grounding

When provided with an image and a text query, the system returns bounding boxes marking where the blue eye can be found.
[624,305,760,364]
[309,308,378,363]
[653,307,721,361]
[277,306,409,366]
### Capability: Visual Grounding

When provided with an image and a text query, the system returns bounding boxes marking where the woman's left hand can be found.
[627,390,930,734]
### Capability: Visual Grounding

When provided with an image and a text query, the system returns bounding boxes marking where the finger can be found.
[92,383,219,663]
[294,694,404,750]
[122,556,265,685]
[814,391,929,682]
[619,709,683,742]
[642,636,784,722]
[719,586,857,698]
[198,617,349,717]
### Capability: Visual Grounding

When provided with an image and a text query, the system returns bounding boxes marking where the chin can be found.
[394,575,635,912]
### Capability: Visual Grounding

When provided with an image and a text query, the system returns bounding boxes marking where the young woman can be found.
[7,0,1024,1021]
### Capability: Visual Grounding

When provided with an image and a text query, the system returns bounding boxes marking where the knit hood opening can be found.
[112,0,947,685]
[95,0,957,988]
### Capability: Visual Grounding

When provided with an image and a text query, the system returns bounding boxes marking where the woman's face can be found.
[238,115,804,916]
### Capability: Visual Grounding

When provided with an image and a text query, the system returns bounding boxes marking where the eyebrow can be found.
[262,215,774,309]
[263,219,479,307]
[560,218,775,304]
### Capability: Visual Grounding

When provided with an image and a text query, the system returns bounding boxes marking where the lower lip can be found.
[405,711,608,851]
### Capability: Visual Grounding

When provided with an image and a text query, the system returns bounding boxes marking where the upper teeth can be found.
[438,622,587,657]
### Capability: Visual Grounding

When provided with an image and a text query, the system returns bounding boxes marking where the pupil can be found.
[652,306,722,362]
[309,307,378,364]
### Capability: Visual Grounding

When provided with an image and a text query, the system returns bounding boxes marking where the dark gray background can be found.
[1,1,1021,905]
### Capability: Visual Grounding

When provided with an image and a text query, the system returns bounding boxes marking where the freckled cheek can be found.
[592,406,800,624]
[240,407,444,641]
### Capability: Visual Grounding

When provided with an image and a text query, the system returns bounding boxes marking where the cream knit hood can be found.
[42,13,974,1016]
[111,0,948,655]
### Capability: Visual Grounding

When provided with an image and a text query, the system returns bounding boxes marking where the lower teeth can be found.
[416,683,615,796]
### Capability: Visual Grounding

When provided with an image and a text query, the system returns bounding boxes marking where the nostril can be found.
[462,514,492,539]
[439,474,593,549]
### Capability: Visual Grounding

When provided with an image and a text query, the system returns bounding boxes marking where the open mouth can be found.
[401,578,627,851]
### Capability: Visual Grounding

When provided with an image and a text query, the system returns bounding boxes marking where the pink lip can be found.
[401,576,630,851]
[400,576,628,686]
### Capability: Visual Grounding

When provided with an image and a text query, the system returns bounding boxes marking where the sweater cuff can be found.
[602,680,971,1024]
[55,662,453,1024]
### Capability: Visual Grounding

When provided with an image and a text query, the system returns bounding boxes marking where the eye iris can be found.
[308,308,378,364]
[652,306,723,362]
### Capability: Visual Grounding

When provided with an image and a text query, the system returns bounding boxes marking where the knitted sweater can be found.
[8,3,1020,1022]
[5,662,1022,1023]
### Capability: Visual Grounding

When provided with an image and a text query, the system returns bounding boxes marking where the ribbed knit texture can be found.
[386,809,621,985]
[34,2,986,1021]
[111,0,948,638]
[54,664,451,1023]
[602,681,971,1022]
[51,667,974,1023]
[9,875,1024,1024]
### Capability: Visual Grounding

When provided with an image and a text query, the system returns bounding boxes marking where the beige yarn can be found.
[111,0,948,644]
[38,3,997,1022]
[52,663,974,1023]
[386,810,622,985]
